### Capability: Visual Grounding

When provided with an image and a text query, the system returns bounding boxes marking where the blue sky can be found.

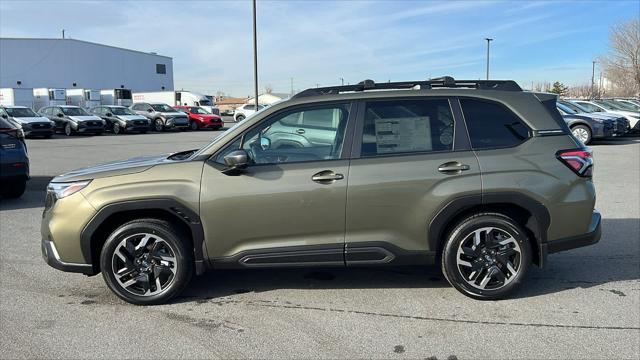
[1,0,638,96]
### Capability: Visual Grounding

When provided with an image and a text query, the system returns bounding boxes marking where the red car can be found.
[175,106,223,130]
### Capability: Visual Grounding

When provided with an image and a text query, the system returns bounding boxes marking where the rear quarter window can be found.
[460,99,530,149]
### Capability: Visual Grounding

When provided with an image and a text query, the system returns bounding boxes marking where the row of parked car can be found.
[557,98,639,144]
[0,102,224,138]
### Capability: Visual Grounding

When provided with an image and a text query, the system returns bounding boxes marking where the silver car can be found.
[130,102,189,132]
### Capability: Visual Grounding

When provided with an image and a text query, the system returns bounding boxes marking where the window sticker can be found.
[374,117,431,153]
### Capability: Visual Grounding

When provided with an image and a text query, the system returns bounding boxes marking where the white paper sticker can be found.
[374,116,431,153]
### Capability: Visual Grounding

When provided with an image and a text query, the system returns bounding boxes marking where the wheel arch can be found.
[80,199,206,275]
[568,120,592,131]
[428,193,550,267]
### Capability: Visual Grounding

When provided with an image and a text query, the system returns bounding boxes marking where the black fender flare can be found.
[428,192,550,265]
[80,199,206,274]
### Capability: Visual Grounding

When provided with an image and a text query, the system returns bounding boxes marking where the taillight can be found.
[557,148,593,177]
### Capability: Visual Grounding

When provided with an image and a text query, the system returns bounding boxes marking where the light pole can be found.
[252,0,259,106]
[485,38,493,80]
[591,60,596,99]
[340,77,344,86]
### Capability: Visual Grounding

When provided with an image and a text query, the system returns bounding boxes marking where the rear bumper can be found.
[41,238,95,275]
[546,210,601,254]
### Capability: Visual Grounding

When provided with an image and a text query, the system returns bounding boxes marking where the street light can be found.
[340,77,344,86]
[252,0,259,106]
[485,38,493,80]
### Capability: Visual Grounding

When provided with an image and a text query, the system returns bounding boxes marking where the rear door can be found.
[345,97,482,265]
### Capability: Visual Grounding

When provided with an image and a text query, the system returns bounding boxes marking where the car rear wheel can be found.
[235,115,245,122]
[190,121,199,131]
[0,177,27,198]
[64,123,73,136]
[571,125,592,145]
[441,213,531,300]
[154,119,164,132]
[100,219,193,305]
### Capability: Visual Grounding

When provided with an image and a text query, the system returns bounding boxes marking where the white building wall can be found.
[0,38,173,91]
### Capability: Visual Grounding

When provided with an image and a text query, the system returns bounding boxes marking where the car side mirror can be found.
[222,150,249,175]
[0,114,7,119]
[57,113,64,118]
[105,113,112,117]
[147,109,153,112]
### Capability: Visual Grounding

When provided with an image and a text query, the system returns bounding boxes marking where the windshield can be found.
[151,104,177,112]
[192,116,251,158]
[5,107,38,117]
[62,107,90,116]
[556,103,577,114]
[190,107,211,114]
[611,101,639,111]
[110,107,136,115]
[593,100,619,111]
[198,99,212,106]
[561,101,592,113]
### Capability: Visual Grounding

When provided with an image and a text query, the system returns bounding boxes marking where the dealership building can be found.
[0,38,174,91]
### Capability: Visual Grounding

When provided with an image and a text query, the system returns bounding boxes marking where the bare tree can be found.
[264,84,273,94]
[599,18,640,97]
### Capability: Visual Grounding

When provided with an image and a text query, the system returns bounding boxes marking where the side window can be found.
[131,104,140,110]
[361,99,454,157]
[241,104,350,165]
[460,99,529,149]
[244,105,255,111]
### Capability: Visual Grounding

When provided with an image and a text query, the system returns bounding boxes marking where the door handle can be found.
[438,162,470,174]
[296,129,306,134]
[312,170,344,183]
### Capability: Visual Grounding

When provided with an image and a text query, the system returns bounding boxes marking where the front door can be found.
[200,102,354,267]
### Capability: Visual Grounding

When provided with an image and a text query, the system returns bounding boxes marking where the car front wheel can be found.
[189,121,199,131]
[100,219,193,305]
[441,213,531,300]
[113,123,122,135]
[571,125,592,144]
[1,177,27,198]
[64,123,73,136]
[154,119,164,132]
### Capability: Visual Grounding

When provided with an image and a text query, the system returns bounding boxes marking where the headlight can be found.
[47,180,91,199]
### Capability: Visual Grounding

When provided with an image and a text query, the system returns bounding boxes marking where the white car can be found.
[571,100,640,131]
[1,105,55,138]
[233,103,267,122]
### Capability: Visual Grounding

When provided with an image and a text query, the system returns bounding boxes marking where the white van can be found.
[66,89,101,109]
[33,88,66,111]
[100,89,133,107]
[0,88,34,108]
[132,91,218,114]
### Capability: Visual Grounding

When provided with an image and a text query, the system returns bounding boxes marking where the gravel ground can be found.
[1,130,638,359]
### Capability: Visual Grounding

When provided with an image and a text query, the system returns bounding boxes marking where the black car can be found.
[557,102,629,144]
[0,110,29,198]
[91,106,150,134]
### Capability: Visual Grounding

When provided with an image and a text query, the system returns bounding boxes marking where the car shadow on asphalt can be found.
[0,177,51,210]
[177,218,639,303]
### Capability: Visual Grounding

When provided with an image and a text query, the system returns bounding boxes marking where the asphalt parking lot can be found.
[1,130,639,359]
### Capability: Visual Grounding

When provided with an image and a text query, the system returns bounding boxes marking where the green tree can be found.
[549,81,568,95]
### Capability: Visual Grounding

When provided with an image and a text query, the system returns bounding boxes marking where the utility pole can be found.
[340,77,344,86]
[62,29,65,39]
[590,61,596,99]
[485,38,493,80]
[252,0,259,106]
[290,77,293,96]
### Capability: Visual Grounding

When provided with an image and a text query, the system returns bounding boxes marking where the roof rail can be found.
[292,76,522,99]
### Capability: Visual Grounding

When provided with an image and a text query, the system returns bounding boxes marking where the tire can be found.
[113,123,122,135]
[100,218,193,305]
[571,124,592,145]
[140,130,148,134]
[154,119,164,132]
[64,123,73,136]
[441,213,531,300]
[190,121,199,131]
[44,134,53,139]
[235,115,245,122]
[1,178,27,198]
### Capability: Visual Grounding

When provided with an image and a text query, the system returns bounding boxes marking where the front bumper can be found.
[547,210,601,254]
[22,123,55,137]
[74,121,105,133]
[41,238,94,275]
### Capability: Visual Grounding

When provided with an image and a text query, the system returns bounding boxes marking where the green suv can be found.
[41,77,601,305]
